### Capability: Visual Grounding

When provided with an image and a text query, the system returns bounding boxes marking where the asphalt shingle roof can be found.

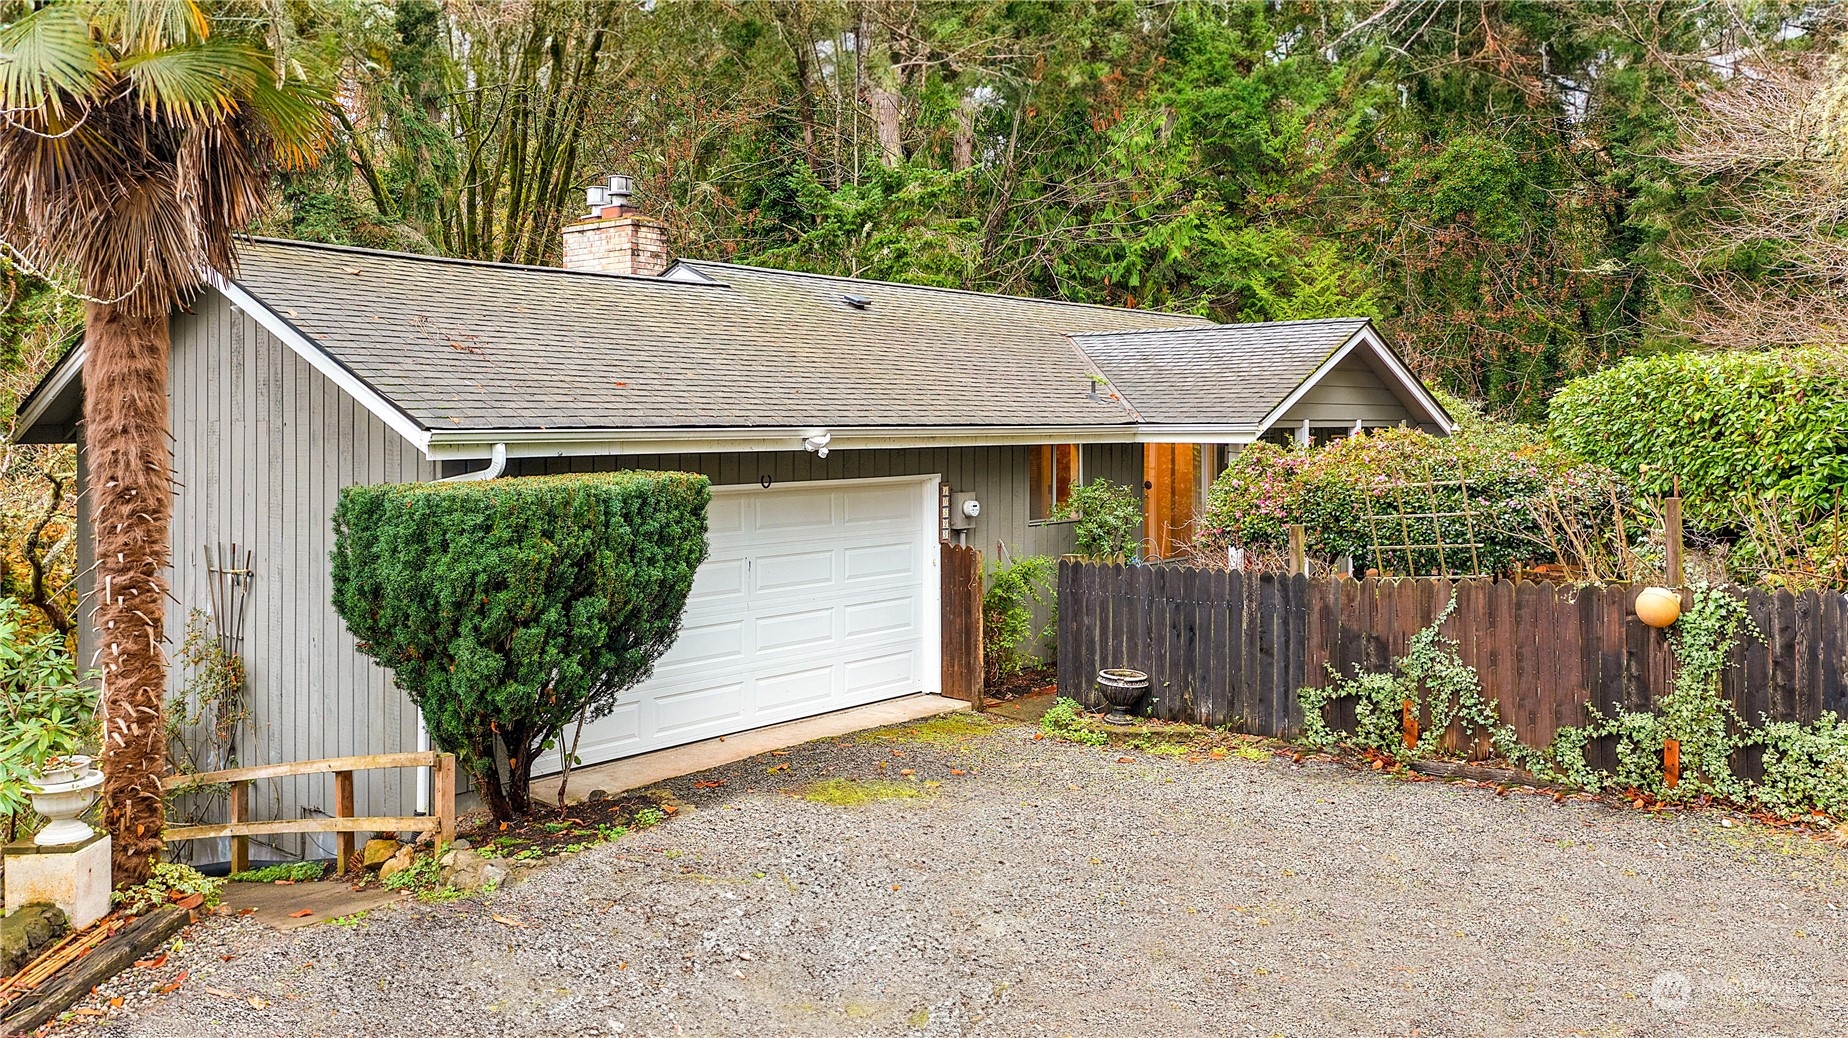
[1072,319,1373,426]
[228,239,1215,432]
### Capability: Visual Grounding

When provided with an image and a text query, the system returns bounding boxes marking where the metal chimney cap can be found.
[605,174,634,205]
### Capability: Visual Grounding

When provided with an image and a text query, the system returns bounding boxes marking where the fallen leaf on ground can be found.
[272,879,295,886]
[134,952,168,969]
[1033,733,1044,741]
[74,1008,106,1017]
[287,909,314,919]
[662,805,678,814]
[770,750,790,757]
[206,986,237,998]
[108,997,123,1008]
[1116,756,1133,764]
[492,915,528,928]
[250,996,270,1010]
[900,769,914,776]
[950,769,966,776]
[155,971,189,995]
[693,780,726,789]
[237,908,256,917]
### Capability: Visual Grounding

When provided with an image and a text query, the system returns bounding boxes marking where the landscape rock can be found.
[586,789,608,802]
[378,845,417,883]
[361,838,401,869]
[0,902,69,975]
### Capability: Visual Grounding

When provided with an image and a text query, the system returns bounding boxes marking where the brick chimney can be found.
[561,174,670,277]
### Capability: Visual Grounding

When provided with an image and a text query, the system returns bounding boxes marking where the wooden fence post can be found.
[1664,496,1684,587]
[227,780,249,875]
[334,770,355,873]
[1288,524,1307,576]
[434,753,457,848]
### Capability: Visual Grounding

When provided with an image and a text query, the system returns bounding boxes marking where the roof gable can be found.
[1073,319,1452,433]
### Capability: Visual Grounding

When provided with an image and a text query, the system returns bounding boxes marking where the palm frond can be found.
[0,3,110,118]
[117,36,260,123]
[113,0,209,54]
[247,72,332,171]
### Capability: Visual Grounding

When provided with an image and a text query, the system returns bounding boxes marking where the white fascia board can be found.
[1131,426,1259,445]
[1252,327,1456,438]
[13,342,85,440]
[206,272,433,454]
[420,424,1248,461]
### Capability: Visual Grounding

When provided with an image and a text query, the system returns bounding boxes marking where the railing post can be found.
[334,770,355,874]
[228,780,249,875]
[434,753,456,848]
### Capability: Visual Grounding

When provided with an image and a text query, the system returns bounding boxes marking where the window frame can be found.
[1029,443,1081,525]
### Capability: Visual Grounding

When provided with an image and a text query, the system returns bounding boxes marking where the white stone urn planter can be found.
[27,755,104,847]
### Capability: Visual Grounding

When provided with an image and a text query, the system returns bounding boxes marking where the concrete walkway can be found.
[555,693,969,801]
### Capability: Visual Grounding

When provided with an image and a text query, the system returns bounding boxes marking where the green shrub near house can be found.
[330,471,710,820]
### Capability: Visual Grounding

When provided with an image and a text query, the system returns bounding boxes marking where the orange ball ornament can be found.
[1635,586,1682,628]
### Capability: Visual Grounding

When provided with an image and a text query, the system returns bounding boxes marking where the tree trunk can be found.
[84,303,174,887]
[469,730,515,822]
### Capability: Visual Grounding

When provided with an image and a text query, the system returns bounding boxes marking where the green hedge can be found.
[1547,350,1848,528]
[330,471,710,819]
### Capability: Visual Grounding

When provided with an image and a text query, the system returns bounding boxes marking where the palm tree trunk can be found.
[84,302,172,886]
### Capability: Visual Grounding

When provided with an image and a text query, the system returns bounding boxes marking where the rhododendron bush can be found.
[1200,425,1628,576]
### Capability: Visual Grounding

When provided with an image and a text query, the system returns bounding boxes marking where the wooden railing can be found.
[162,751,456,874]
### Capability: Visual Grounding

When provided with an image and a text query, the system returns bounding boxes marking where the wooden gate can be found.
[941,541,984,705]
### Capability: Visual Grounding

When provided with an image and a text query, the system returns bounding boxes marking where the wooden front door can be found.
[1143,443,1200,560]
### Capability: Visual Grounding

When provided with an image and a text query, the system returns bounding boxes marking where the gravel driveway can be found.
[49,712,1848,1037]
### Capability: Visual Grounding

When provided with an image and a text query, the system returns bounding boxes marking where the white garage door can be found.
[556,474,941,770]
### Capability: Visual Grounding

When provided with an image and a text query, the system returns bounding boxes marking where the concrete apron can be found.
[549,693,971,803]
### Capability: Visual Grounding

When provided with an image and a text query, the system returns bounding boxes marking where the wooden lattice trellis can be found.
[1362,463,1488,578]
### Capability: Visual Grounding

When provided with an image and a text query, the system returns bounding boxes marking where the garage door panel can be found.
[754,664,837,712]
[652,618,746,670]
[844,485,916,523]
[844,542,915,582]
[754,549,836,593]
[843,597,915,639]
[756,491,836,530]
[653,680,746,735]
[755,607,836,652]
[707,496,746,535]
[844,650,917,697]
[687,558,747,604]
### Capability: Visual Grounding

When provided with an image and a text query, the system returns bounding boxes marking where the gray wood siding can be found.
[166,291,437,859]
[1275,354,1415,428]
[493,444,1099,564]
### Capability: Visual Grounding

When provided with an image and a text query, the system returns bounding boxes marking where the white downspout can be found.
[416,442,508,816]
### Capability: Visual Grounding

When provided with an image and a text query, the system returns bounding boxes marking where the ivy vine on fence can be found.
[1301,586,1848,819]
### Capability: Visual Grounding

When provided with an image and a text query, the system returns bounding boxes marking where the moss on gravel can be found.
[860,712,1001,747]
[794,778,931,806]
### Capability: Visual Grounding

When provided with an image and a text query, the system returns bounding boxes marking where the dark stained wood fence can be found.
[1057,560,1848,764]
[941,542,984,705]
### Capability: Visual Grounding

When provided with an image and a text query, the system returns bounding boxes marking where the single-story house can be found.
[15,180,1451,846]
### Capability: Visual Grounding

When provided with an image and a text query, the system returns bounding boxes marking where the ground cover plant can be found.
[331,471,710,820]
